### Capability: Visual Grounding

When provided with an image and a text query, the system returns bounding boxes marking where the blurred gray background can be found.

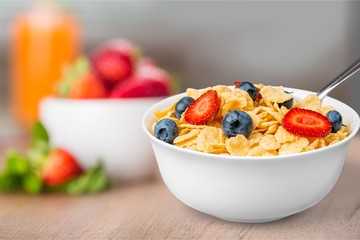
[0,1,359,137]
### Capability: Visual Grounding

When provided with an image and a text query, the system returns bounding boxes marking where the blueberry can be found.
[278,97,293,109]
[174,96,194,119]
[236,82,258,101]
[326,110,342,133]
[154,119,179,144]
[222,110,254,138]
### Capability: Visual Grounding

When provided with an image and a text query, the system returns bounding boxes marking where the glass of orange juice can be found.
[10,1,81,129]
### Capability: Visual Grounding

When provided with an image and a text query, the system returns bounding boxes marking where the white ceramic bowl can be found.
[40,97,164,182]
[142,87,360,223]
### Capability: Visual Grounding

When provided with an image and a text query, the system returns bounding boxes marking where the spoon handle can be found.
[317,57,360,100]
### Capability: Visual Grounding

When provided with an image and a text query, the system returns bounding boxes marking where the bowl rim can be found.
[142,86,360,161]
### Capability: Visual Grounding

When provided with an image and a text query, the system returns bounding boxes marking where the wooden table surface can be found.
[0,136,359,239]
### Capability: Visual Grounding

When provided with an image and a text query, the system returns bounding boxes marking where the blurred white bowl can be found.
[40,97,163,182]
[142,87,360,223]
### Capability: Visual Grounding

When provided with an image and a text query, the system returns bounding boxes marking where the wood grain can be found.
[0,137,359,239]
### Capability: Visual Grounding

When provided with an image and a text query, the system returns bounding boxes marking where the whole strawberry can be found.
[110,61,172,98]
[110,77,170,98]
[69,72,108,99]
[136,62,171,84]
[101,38,139,60]
[43,148,83,186]
[91,41,135,86]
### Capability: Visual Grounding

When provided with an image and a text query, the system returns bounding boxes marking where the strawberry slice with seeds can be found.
[282,108,332,138]
[185,90,220,125]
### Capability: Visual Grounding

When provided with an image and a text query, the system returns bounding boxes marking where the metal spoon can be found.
[317,58,360,100]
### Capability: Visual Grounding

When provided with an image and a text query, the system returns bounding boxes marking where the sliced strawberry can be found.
[256,89,262,102]
[185,90,220,125]
[91,48,133,86]
[282,108,332,138]
[43,148,83,186]
[109,77,170,98]
[69,72,107,99]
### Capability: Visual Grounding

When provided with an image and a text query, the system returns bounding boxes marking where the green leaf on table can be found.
[22,173,43,195]
[5,149,29,176]
[65,161,110,195]
[27,141,51,176]
[0,173,21,192]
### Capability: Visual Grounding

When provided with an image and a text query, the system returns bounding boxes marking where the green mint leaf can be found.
[27,140,51,176]
[31,122,49,144]
[65,161,110,195]
[87,172,110,194]
[22,173,43,194]
[65,174,89,195]
[0,174,21,192]
[5,149,29,176]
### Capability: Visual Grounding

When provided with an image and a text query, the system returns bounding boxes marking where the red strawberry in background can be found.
[137,56,156,68]
[43,148,83,186]
[282,108,332,138]
[69,72,108,99]
[110,77,170,98]
[100,38,138,59]
[136,62,171,84]
[110,59,173,98]
[91,47,133,87]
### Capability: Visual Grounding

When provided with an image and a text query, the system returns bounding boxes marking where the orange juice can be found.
[10,2,80,128]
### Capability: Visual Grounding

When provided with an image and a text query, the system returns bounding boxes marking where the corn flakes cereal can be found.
[278,137,309,155]
[260,86,292,103]
[152,83,350,157]
[247,146,267,156]
[293,94,321,112]
[275,126,299,144]
[226,135,250,156]
[259,135,280,150]
[154,102,176,119]
[197,127,227,154]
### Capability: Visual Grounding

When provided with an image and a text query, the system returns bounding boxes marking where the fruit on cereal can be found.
[222,110,254,138]
[43,148,83,186]
[326,110,343,133]
[91,47,133,86]
[236,81,258,101]
[152,84,350,156]
[185,90,220,125]
[282,108,332,138]
[174,96,194,119]
[154,119,179,144]
[110,77,170,98]
[69,72,108,99]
